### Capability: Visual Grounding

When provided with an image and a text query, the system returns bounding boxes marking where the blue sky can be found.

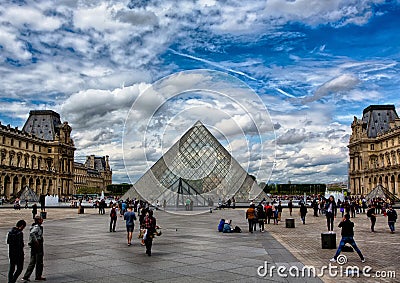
[0,0,399,185]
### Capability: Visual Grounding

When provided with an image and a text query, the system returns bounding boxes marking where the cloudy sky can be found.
[1,0,399,185]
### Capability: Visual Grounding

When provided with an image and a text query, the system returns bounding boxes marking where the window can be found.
[10,138,14,146]
[26,142,29,149]
[48,147,52,153]
[370,144,374,150]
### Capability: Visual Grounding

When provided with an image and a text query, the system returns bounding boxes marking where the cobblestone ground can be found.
[0,205,398,283]
[265,209,399,283]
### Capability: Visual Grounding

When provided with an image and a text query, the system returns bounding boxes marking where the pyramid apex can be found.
[193,120,204,127]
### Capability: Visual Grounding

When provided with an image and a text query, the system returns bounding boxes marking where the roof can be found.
[22,110,62,141]
[361,105,399,138]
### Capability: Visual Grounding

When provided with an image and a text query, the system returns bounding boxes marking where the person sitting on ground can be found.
[222,220,233,233]
[218,219,225,232]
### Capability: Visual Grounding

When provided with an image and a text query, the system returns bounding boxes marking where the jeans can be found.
[110,218,117,232]
[334,236,364,260]
[23,248,44,280]
[370,217,376,232]
[8,256,24,283]
[248,219,254,232]
[326,212,334,231]
[388,221,395,232]
[144,236,153,255]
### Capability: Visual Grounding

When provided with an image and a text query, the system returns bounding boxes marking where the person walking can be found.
[22,216,46,281]
[144,210,157,256]
[330,214,365,263]
[7,220,26,283]
[246,204,256,233]
[109,205,118,232]
[300,202,307,224]
[124,206,136,246]
[325,196,336,232]
[386,205,397,234]
[367,204,377,232]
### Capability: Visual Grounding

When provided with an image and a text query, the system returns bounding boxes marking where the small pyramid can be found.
[123,121,262,208]
[18,186,39,202]
[366,184,400,202]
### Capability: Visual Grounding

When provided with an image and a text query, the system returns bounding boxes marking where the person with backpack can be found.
[124,206,136,246]
[22,216,46,281]
[109,205,118,232]
[386,205,397,234]
[7,219,26,283]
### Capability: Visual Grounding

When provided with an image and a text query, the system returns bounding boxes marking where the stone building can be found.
[0,110,112,199]
[348,105,400,197]
[74,155,112,193]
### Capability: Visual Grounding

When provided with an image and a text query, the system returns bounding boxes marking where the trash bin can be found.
[321,232,336,249]
[40,211,47,219]
[285,218,295,228]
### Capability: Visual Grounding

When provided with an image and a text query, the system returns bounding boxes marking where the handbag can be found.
[138,228,146,239]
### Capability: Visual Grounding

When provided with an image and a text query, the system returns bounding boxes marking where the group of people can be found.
[245,201,284,233]
[7,216,46,283]
[108,200,160,257]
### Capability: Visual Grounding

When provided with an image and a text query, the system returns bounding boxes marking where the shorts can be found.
[126,225,134,232]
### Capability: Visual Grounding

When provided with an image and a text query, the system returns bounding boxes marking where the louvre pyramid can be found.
[123,121,262,208]
[18,186,39,202]
[366,184,400,202]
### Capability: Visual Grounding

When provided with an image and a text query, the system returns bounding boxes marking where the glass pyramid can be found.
[123,121,261,209]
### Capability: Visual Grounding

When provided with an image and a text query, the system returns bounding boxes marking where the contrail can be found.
[169,48,258,81]
[169,48,299,100]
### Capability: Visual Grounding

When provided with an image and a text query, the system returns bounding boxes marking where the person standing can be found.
[300,202,307,224]
[124,206,136,246]
[386,205,397,234]
[144,210,157,256]
[39,194,45,212]
[232,196,236,209]
[109,205,118,232]
[366,204,377,232]
[22,216,46,281]
[288,200,293,216]
[330,214,365,263]
[246,204,256,233]
[256,204,266,232]
[312,199,319,217]
[325,196,336,232]
[7,220,26,283]
[32,203,38,219]
[277,201,283,222]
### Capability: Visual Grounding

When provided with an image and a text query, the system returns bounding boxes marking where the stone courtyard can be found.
[0,206,398,282]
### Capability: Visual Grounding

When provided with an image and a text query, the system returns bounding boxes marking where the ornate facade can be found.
[348,105,400,197]
[74,155,112,192]
[0,110,112,199]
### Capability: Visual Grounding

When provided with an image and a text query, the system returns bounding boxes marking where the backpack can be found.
[110,208,117,218]
[233,226,242,233]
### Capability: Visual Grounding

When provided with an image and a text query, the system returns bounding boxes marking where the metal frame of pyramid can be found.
[123,121,263,208]
[365,184,400,202]
[18,186,39,203]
